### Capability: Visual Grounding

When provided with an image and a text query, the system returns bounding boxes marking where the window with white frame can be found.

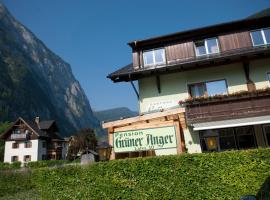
[268,72,270,82]
[251,28,270,46]
[11,156,18,162]
[189,79,228,98]
[24,155,31,162]
[24,141,32,148]
[143,48,166,66]
[195,38,220,56]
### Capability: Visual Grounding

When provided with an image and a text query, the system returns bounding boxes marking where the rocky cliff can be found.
[0,3,101,136]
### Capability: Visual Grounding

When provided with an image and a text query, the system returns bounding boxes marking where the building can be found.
[104,14,270,159]
[1,117,68,163]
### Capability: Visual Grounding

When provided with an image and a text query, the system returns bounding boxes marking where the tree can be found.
[0,121,12,162]
[67,128,97,161]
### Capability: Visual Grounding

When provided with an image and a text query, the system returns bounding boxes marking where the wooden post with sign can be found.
[103,108,186,160]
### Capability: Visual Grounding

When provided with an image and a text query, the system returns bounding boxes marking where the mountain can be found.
[247,8,270,19]
[0,3,102,137]
[94,107,138,122]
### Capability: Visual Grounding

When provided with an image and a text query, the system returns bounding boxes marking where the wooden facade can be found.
[166,41,195,64]
[186,91,270,124]
[132,30,256,69]
[218,31,252,52]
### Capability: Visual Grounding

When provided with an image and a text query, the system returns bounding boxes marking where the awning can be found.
[192,115,270,131]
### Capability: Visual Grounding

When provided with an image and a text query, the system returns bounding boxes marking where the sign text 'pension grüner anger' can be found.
[113,126,177,153]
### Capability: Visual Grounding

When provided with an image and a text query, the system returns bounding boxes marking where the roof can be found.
[108,14,270,82]
[128,15,270,49]
[23,118,49,138]
[0,117,63,140]
[39,120,55,130]
[108,45,270,82]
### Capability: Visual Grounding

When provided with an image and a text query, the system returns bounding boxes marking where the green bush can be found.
[33,149,270,200]
[1,149,270,199]
[0,161,21,170]
[0,170,35,197]
[25,160,69,169]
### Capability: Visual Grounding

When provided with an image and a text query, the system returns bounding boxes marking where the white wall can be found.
[138,59,270,154]
[4,139,40,163]
[139,62,250,113]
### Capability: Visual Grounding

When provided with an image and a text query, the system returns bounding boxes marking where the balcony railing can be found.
[185,90,270,124]
[10,133,29,140]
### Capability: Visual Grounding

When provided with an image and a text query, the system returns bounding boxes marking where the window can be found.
[268,72,270,82]
[24,155,31,162]
[195,38,219,56]
[235,126,257,149]
[24,141,32,148]
[12,143,19,149]
[263,125,270,147]
[200,130,219,152]
[219,128,237,151]
[200,126,257,152]
[42,155,47,160]
[11,156,18,162]
[143,48,165,66]
[189,80,227,98]
[251,28,270,46]
[42,141,47,148]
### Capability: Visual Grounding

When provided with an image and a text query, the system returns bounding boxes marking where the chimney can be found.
[35,117,40,128]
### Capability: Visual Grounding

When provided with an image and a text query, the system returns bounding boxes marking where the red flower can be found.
[178,100,184,105]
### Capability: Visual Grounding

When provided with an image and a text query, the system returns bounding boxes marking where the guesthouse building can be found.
[1,117,68,163]
[104,14,270,159]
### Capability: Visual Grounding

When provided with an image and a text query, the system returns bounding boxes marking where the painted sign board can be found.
[146,100,178,112]
[113,126,177,153]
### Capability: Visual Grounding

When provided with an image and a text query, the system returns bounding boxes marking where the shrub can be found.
[33,149,270,200]
[25,160,69,169]
[1,149,270,199]
[0,161,21,170]
[0,170,34,197]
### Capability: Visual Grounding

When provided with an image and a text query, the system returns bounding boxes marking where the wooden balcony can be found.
[185,90,270,125]
[10,133,29,140]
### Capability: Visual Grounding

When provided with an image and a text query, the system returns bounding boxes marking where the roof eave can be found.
[128,16,270,49]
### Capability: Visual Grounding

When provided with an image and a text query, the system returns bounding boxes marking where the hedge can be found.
[0,169,34,198]
[1,149,270,199]
[25,160,70,169]
[0,161,21,170]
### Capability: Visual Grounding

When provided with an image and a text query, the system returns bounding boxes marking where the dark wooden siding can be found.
[186,92,270,124]
[219,31,252,52]
[166,42,195,63]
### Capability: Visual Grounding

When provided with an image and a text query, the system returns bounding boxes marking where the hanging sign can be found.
[113,126,177,153]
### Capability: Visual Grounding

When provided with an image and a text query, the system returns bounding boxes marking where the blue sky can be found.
[2,0,270,111]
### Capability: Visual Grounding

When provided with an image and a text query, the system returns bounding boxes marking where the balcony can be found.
[185,89,270,125]
[10,133,29,140]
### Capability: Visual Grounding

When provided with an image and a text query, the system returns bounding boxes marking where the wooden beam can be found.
[102,107,185,128]
[174,120,182,154]
[114,120,174,132]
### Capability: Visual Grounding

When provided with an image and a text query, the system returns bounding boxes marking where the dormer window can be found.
[195,38,219,56]
[143,48,165,66]
[251,28,270,46]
